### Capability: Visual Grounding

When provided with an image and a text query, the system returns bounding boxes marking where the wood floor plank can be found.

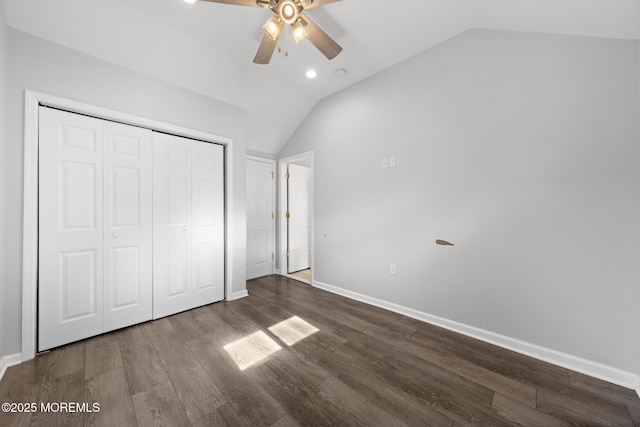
[131,381,191,427]
[537,388,635,427]
[627,400,640,426]
[187,334,286,426]
[247,360,351,425]
[568,370,640,405]
[117,325,168,395]
[167,310,209,342]
[317,376,409,426]
[84,367,137,427]
[491,392,570,426]
[261,294,349,333]
[193,307,247,346]
[191,403,247,427]
[150,330,226,423]
[363,322,537,408]
[143,317,175,338]
[336,325,495,409]
[270,414,302,427]
[409,326,571,390]
[43,341,85,382]
[0,354,50,427]
[318,344,456,426]
[334,325,511,426]
[30,370,85,427]
[84,332,122,380]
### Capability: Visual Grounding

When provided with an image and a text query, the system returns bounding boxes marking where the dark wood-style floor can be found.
[1,275,639,426]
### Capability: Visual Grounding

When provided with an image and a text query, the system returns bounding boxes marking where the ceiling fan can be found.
[199,0,343,64]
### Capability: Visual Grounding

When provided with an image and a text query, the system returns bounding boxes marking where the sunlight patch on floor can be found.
[268,316,319,346]
[223,330,282,370]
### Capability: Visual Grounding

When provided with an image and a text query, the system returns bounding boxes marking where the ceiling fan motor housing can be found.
[278,0,301,24]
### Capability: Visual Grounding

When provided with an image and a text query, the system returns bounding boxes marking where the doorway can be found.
[278,152,313,284]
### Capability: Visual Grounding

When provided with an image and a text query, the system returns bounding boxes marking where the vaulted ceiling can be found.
[3,0,639,154]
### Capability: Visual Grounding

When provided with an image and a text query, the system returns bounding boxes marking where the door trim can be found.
[277,151,314,284]
[22,90,235,361]
[246,155,276,279]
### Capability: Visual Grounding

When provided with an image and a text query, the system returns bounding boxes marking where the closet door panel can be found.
[153,133,193,318]
[39,108,104,351]
[192,141,224,306]
[103,122,153,331]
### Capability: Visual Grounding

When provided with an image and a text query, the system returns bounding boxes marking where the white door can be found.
[287,164,311,273]
[39,108,105,351]
[153,133,193,318]
[39,108,154,351]
[103,122,153,332]
[153,133,224,318]
[246,158,274,279]
[192,141,225,306]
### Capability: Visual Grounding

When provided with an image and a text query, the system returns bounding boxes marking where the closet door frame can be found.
[22,90,237,360]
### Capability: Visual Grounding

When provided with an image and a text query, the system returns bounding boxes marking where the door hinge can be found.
[286,252,290,258]
[286,172,290,180]
[285,212,290,219]
[272,172,274,179]
[272,212,275,219]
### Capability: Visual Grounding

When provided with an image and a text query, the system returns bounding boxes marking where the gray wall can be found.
[3,29,248,357]
[279,29,640,375]
[0,3,8,360]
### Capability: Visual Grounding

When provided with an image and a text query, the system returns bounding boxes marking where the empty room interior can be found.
[1,0,640,425]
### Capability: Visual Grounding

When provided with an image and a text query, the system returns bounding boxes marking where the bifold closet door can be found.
[103,122,153,332]
[39,108,153,351]
[153,133,224,319]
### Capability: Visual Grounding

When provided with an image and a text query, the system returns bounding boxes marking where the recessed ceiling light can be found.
[184,0,196,4]
[306,70,317,79]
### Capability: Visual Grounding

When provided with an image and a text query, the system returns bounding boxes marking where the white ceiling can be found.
[3,0,639,154]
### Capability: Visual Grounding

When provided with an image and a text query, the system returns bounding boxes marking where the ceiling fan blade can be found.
[254,31,281,64]
[199,0,262,7]
[300,14,342,60]
[300,0,341,9]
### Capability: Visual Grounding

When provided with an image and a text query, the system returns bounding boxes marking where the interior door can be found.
[191,141,225,306]
[246,158,274,279]
[39,108,105,351]
[103,122,153,332]
[153,133,225,318]
[287,164,311,274]
[153,132,193,318]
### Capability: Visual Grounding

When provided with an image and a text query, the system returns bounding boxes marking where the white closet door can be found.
[39,108,105,351]
[153,133,193,318]
[246,158,274,279]
[192,142,225,306]
[103,122,153,332]
[153,133,224,318]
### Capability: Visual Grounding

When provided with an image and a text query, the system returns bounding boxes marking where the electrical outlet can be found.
[389,156,396,168]
[382,158,389,168]
[390,264,397,275]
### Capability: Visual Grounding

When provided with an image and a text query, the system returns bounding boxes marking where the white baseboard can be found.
[227,290,249,301]
[312,280,640,391]
[0,353,22,382]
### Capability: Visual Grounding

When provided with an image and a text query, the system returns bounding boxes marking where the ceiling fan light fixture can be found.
[279,0,299,24]
[263,16,282,40]
[291,20,308,44]
[255,0,270,8]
